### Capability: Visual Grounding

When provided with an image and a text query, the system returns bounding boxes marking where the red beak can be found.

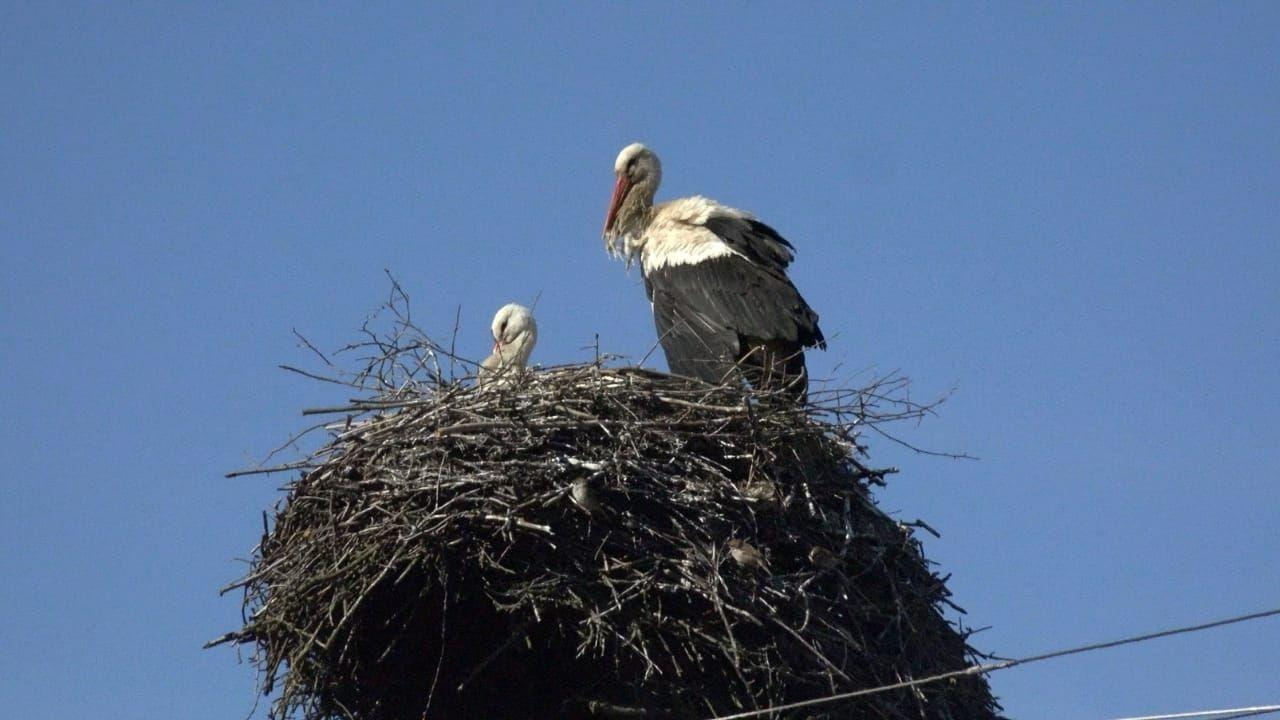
[603,174,629,235]
[492,340,501,354]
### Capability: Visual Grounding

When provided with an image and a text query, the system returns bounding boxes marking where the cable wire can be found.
[1214,709,1280,720]
[706,606,1280,720]
[1107,705,1280,720]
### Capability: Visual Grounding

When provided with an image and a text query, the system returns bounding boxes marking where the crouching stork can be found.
[478,303,537,388]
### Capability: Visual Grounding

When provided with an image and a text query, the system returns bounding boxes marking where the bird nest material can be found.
[213,288,1003,720]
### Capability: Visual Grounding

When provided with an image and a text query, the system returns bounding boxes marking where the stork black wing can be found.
[647,276,740,384]
[702,216,796,273]
[644,249,825,388]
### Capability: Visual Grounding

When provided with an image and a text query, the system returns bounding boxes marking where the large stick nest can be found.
[214,287,1003,720]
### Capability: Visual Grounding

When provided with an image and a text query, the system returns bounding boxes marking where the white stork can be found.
[478,303,537,387]
[602,143,825,397]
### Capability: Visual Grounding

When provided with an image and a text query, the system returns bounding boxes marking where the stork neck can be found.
[616,177,658,236]
[617,202,655,238]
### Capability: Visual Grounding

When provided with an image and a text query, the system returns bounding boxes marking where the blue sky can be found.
[2,3,1277,718]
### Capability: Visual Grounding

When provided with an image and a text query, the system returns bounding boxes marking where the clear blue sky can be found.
[2,3,1277,718]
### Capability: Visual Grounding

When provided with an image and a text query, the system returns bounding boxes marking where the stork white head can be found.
[603,142,663,256]
[479,303,537,386]
[613,142,659,177]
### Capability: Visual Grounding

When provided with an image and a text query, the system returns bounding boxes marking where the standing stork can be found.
[602,143,825,398]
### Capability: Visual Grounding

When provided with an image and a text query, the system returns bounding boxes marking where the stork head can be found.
[603,142,662,255]
[489,303,537,368]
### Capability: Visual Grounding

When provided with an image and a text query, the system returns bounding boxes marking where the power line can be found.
[706,606,1280,720]
[1107,705,1280,720]
[1215,710,1280,720]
